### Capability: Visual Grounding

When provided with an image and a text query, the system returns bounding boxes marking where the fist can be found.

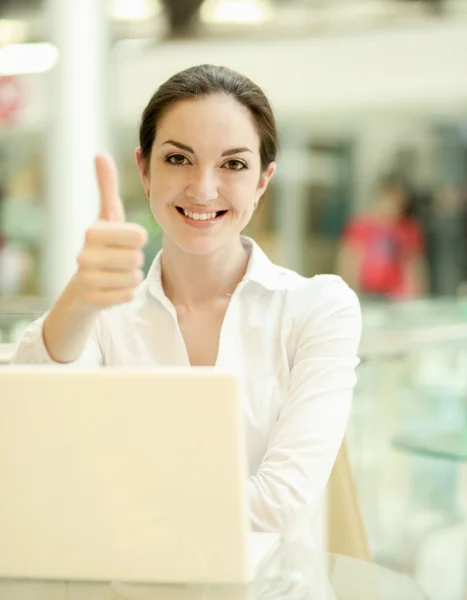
[75,154,148,309]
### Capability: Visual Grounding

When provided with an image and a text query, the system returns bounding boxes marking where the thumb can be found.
[95,153,125,222]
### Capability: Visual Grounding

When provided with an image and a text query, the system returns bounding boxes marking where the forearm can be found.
[43,274,100,364]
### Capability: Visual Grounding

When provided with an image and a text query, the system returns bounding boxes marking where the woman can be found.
[338,174,426,299]
[13,65,361,547]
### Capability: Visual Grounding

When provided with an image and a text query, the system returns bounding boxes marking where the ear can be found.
[255,162,276,203]
[135,146,151,199]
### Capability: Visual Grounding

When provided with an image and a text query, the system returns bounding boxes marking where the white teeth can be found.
[182,209,218,221]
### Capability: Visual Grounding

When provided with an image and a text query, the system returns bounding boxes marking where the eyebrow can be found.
[162,140,253,157]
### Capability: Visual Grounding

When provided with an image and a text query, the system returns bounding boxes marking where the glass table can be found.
[392,428,467,508]
[393,428,467,593]
[0,545,428,600]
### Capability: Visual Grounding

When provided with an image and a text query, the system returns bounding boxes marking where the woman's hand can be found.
[74,154,148,310]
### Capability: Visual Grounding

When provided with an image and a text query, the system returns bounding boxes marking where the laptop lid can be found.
[0,367,253,583]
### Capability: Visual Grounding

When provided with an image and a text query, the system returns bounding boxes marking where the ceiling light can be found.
[201,0,271,24]
[111,0,162,21]
[0,44,58,75]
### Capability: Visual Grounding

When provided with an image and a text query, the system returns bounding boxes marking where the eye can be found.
[223,159,247,171]
[166,154,190,166]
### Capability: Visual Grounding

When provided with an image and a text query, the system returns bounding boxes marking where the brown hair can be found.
[139,64,278,172]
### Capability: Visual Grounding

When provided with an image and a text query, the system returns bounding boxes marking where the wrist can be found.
[67,273,100,318]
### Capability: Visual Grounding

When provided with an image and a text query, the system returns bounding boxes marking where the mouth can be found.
[175,207,228,222]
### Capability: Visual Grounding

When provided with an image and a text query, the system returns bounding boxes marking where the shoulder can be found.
[261,249,360,320]
[342,215,373,244]
[280,274,361,347]
[344,214,371,232]
[401,217,423,237]
[284,273,360,318]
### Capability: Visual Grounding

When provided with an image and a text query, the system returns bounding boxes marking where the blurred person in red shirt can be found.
[337,174,427,299]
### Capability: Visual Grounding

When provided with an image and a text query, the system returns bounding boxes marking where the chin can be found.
[168,230,231,257]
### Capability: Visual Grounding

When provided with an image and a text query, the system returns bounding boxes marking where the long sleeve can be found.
[12,315,103,367]
[248,276,362,544]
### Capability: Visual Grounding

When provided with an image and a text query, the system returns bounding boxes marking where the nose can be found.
[186,167,219,204]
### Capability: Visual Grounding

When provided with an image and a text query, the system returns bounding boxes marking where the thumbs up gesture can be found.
[75,153,148,309]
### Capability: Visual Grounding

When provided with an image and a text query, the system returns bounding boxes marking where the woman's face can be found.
[136,93,276,255]
[377,187,406,221]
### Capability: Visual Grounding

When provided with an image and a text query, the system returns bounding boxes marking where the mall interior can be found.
[0,1,467,599]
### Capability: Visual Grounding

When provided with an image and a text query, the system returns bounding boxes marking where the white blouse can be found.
[13,237,362,547]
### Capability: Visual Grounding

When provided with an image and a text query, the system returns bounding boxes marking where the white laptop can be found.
[0,366,280,584]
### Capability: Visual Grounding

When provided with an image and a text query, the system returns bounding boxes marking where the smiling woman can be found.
[13,64,362,547]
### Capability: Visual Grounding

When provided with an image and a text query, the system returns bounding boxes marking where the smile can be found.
[176,207,227,221]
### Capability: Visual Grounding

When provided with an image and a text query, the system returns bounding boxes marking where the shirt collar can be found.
[241,236,279,291]
[146,236,279,302]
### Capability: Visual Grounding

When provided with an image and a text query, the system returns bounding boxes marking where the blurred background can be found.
[0,1,467,598]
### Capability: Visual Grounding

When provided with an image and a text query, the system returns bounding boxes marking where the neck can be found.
[161,236,249,308]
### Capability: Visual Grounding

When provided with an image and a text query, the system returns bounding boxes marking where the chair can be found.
[327,438,372,561]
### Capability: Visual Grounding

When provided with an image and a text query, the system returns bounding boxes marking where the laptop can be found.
[0,366,280,584]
